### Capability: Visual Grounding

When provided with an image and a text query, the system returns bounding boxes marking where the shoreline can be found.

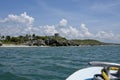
[0,44,49,47]
[0,44,119,48]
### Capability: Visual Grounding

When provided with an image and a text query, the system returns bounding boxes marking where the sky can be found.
[0,0,120,43]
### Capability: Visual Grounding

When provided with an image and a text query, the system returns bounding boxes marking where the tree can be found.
[2,36,5,39]
[25,34,31,41]
[32,34,36,39]
[6,36,11,41]
[11,37,19,42]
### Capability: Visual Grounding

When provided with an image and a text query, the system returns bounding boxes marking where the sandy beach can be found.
[0,44,32,47]
[0,44,50,47]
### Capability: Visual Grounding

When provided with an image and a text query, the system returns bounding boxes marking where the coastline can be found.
[0,44,49,47]
[0,44,119,48]
[1,44,32,47]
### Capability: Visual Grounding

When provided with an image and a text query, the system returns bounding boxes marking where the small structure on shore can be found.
[0,42,2,46]
[54,33,60,37]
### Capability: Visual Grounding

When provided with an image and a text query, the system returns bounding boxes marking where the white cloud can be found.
[59,18,68,26]
[0,13,120,43]
[80,24,93,37]
[60,26,81,39]
[96,31,120,43]
[96,31,114,39]
[0,12,34,25]
[42,25,58,35]
[0,12,34,35]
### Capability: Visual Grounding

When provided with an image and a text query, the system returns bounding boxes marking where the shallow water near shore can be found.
[0,46,120,80]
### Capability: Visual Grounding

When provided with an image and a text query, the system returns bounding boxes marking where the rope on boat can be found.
[110,67,119,70]
[101,69,110,80]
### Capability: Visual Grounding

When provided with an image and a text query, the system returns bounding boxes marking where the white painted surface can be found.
[66,67,103,80]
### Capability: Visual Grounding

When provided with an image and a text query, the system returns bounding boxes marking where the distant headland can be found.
[0,33,119,47]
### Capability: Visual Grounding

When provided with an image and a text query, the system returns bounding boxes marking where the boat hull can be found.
[66,67,103,80]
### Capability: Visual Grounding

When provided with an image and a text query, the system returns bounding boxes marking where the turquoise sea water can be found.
[0,46,120,80]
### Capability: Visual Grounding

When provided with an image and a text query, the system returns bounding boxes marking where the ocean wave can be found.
[0,72,30,80]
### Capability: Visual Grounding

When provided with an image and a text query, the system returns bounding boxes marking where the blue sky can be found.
[0,0,120,43]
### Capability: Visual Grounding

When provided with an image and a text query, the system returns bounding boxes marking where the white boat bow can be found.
[66,67,102,80]
[66,61,120,80]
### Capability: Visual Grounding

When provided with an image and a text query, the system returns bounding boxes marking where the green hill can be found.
[0,34,118,46]
[71,39,105,46]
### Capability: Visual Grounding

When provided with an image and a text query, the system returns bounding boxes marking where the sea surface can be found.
[0,46,120,80]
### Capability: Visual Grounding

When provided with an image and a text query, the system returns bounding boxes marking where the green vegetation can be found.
[72,39,105,45]
[0,34,113,46]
